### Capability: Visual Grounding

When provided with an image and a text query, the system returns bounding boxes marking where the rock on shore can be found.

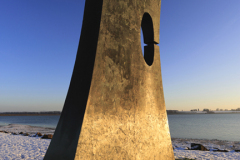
[0,124,55,135]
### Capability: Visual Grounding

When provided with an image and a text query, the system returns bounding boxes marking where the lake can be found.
[168,114,240,141]
[0,115,60,128]
[0,114,239,141]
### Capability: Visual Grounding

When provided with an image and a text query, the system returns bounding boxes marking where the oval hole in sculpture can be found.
[141,13,154,66]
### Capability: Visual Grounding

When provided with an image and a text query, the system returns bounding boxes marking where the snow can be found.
[174,149,240,160]
[0,124,54,135]
[0,132,50,160]
[172,138,240,159]
[0,124,240,159]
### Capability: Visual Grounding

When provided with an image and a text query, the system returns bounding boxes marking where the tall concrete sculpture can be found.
[44,0,174,159]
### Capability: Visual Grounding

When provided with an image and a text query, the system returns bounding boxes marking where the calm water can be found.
[168,114,240,141]
[0,114,239,141]
[0,116,60,128]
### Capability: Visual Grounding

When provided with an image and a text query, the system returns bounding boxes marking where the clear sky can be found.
[0,0,239,112]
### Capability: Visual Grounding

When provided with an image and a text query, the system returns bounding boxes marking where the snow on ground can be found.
[0,124,54,135]
[174,149,240,160]
[1,124,240,159]
[172,138,240,159]
[0,132,50,160]
[172,138,240,151]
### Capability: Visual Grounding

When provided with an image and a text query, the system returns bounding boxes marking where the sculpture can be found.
[44,0,174,159]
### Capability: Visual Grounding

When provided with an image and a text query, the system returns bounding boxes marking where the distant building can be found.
[190,109,197,111]
[236,108,240,111]
[203,109,209,112]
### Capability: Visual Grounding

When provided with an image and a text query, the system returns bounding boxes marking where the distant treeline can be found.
[167,110,240,115]
[0,111,61,116]
[167,110,179,114]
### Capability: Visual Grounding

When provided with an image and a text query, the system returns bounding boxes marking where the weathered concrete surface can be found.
[44,0,174,159]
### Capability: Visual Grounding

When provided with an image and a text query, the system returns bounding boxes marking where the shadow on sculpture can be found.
[44,0,174,159]
[44,0,103,159]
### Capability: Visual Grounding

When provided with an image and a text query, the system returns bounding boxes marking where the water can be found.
[0,115,60,128]
[0,114,239,141]
[168,114,240,141]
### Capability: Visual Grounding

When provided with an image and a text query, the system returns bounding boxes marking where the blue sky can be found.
[0,0,239,112]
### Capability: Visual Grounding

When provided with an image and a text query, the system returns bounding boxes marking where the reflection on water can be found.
[0,114,239,141]
[168,114,240,141]
[0,115,60,128]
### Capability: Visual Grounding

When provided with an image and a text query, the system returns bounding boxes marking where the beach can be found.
[172,138,240,159]
[0,124,54,135]
[0,132,50,160]
[1,124,240,159]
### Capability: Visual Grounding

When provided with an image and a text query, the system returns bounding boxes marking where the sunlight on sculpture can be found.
[44,0,174,159]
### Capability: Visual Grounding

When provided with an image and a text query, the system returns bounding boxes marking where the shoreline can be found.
[1,123,239,145]
[0,124,55,135]
[0,111,61,116]
[167,112,240,115]
[172,138,240,159]
[167,111,240,115]
[172,137,240,150]
[0,113,60,116]
[0,124,240,159]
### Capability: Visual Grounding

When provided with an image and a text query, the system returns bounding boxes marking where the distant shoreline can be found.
[167,110,240,115]
[167,112,240,115]
[0,112,61,116]
[0,114,61,116]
